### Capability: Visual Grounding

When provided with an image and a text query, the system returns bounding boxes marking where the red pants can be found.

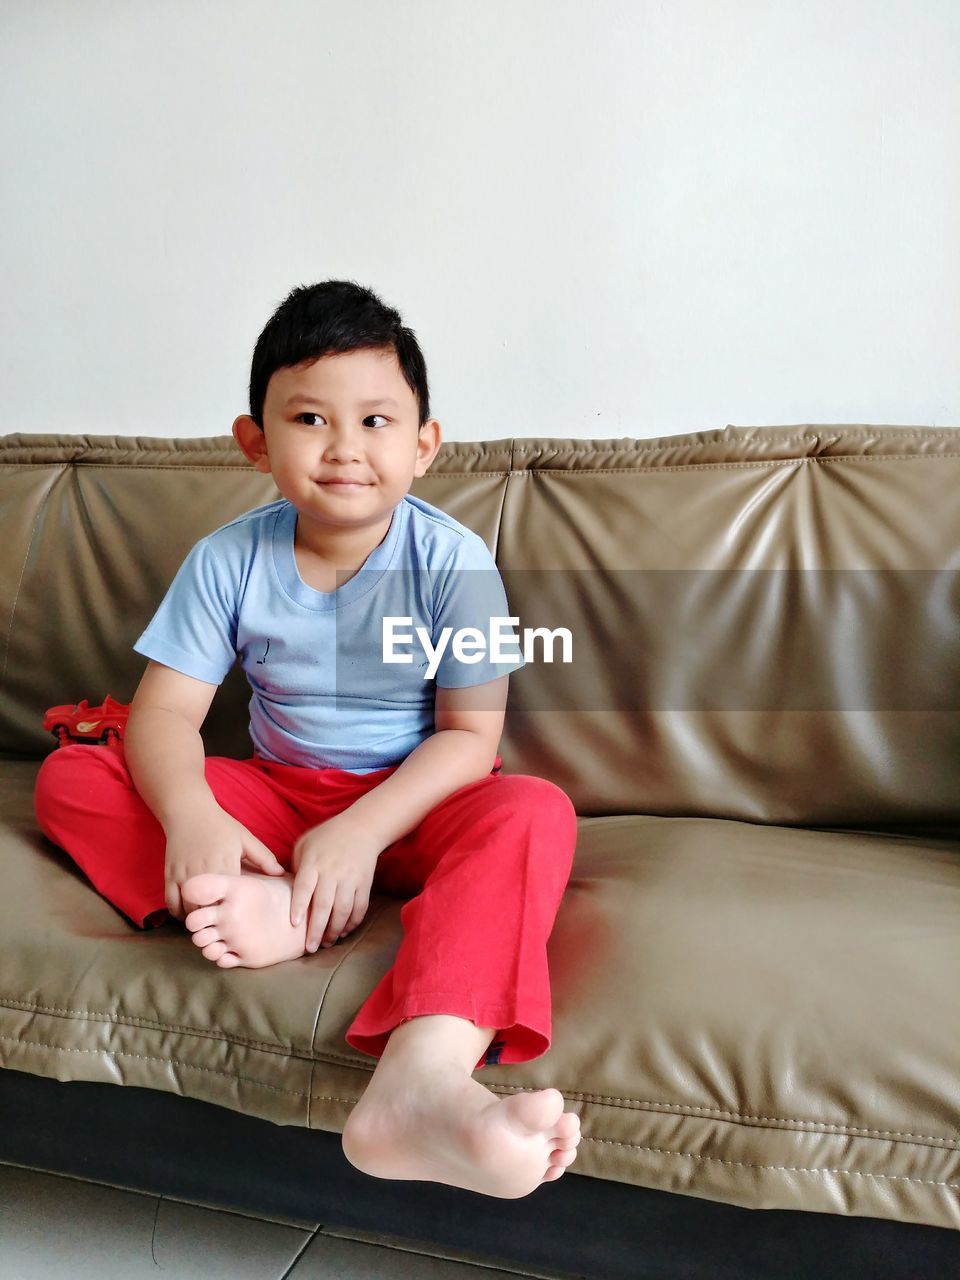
[34,745,577,1069]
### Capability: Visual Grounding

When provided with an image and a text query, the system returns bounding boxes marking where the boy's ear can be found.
[233,416,272,473]
[414,418,442,477]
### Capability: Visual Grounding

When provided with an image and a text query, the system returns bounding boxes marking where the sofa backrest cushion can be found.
[493,427,960,826]
[1,427,957,826]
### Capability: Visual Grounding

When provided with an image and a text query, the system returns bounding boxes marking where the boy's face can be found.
[233,347,440,541]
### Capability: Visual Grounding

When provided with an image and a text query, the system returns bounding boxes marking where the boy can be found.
[34,279,581,1199]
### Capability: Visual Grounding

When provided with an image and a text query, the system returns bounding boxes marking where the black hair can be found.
[248,279,431,429]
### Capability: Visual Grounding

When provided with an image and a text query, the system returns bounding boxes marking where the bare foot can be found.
[342,1041,582,1198]
[182,872,307,968]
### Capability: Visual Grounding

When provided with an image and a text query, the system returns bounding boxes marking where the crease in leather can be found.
[0,466,62,688]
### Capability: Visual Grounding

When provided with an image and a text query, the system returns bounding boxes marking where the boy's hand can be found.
[163,804,285,921]
[290,815,382,952]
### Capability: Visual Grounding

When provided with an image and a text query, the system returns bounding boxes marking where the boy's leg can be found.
[340,770,582,1198]
[33,744,306,928]
[345,771,578,1069]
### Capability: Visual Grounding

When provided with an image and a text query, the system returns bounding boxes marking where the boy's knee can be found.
[35,744,125,821]
[35,749,66,829]
[35,745,72,800]
[496,774,577,833]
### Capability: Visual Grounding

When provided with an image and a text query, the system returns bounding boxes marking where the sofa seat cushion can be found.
[1,759,957,1229]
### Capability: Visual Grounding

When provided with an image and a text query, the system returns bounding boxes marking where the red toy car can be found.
[43,696,131,747]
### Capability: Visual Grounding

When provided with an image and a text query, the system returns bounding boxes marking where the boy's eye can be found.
[295,413,389,428]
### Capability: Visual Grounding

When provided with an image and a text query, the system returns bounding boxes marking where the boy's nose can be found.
[322,427,363,462]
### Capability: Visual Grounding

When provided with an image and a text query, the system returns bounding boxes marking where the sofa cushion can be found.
[2,760,957,1230]
[3,428,958,826]
[494,427,960,824]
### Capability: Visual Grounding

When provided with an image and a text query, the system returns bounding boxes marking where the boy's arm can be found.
[327,674,509,851]
[126,660,284,919]
[289,676,508,948]
[124,660,221,826]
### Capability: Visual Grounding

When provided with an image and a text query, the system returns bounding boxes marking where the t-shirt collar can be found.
[271,498,406,612]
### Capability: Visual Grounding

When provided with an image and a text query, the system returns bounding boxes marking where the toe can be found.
[550,1146,579,1168]
[201,940,229,961]
[541,1165,565,1183]
[554,1112,581,1144]
[216,952,242,968]
[506,1089,566,1135]
[182,873,230,906]
[184,905,219,932]
[190,925,221,947]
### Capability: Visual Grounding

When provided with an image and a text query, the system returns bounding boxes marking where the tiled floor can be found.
[0,1163,563,1279]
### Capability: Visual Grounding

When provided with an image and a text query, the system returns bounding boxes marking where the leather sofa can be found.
[1,426,957,1278]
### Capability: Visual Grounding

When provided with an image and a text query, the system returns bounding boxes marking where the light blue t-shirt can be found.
[134,495,523,773]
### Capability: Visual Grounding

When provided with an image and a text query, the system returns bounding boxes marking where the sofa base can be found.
[1,1068,955,1280]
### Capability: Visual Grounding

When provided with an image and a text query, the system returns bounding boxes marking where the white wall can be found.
[2,0,957,442]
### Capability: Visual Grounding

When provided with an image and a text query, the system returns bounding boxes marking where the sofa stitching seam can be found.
[470,1085,960,1147]
[0,463,513,477]
[2,427,957,461]
[3,1002,956,1148]
[0,996,319,1056]
[583,1141,960,1187]
[511,429,960,454]
[6,1026,958,1169]
[0,1034,311,1094]
[75,465,266,474]
[6,453,958,478]
[505,454,960,474]
[517,1094,960,1146]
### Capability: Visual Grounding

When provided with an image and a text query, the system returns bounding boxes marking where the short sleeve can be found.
[133,539,239,684]
[430,533,526,688]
